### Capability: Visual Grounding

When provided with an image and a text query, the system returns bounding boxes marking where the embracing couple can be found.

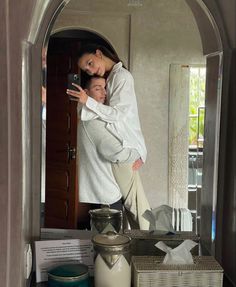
[67,44,150,230]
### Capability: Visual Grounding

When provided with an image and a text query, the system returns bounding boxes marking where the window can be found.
[189,67,206,149]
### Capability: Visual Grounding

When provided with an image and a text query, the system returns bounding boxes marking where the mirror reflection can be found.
[41,0,207,234]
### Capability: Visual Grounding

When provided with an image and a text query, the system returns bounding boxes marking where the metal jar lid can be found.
[92,231,130,252]
[48,264,89,283]
[89,207,122,219]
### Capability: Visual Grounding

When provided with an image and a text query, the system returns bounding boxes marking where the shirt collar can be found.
[106,62,122,82]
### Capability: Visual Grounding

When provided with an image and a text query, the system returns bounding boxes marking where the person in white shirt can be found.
[77,76,150,229]
[66,44,147,170]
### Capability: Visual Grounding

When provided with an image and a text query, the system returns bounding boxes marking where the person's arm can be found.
[81,95,131,122]
[85,119,139,163]
[67,77,132,122]
[83,73,134,122]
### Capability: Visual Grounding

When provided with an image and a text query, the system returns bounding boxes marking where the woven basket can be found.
[132,256,223,287]
[124,230,200,256]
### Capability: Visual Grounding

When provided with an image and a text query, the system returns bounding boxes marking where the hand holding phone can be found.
[67,73,80,91]
[66,74,88,104]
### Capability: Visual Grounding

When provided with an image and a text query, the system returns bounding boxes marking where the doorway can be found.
[42,29,117,229]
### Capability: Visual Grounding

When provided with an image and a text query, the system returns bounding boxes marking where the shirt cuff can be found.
[86,96,98,111]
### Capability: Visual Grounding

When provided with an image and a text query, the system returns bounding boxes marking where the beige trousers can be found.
[112,163,150,230]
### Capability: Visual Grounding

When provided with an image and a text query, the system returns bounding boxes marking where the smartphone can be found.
[67,73,80,91]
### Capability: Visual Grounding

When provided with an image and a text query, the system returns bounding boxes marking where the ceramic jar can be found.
[48,264,89,287]
[92,231,131,287]
[89,207,123,234]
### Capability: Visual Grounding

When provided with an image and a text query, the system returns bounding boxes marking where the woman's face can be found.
[78,50,106,76]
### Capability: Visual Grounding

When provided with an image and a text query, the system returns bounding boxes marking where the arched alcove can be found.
[26,1,228,284]
[30,0,223,230]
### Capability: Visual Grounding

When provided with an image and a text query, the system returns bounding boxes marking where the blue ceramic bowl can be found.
[48,264,90,287]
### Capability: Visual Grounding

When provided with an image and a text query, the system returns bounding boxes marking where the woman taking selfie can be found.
[67,43,147,165]
[67,44,150,229]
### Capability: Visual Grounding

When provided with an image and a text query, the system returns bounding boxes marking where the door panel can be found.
[46,141,71,163]
[45,39,79,229]
[46,198,69,219]
[46,168,69,194]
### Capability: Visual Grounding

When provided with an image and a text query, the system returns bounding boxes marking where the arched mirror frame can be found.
[27,0,229,264]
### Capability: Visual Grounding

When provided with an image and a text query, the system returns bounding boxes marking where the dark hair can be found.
[78,43,124,66]
[83,76,105,89]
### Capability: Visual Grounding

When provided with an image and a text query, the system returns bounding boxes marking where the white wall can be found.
[128,1,205,206]
[53,0,205,208]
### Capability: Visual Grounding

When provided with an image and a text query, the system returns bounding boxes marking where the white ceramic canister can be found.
[92,231,131,287]
[89,207,123,234]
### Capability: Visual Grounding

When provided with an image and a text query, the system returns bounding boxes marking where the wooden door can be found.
[44,38,80,229]
[44,35,117,229]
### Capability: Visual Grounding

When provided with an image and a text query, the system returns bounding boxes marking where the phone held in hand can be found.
[68,73,80,101]
[67,73,80,90]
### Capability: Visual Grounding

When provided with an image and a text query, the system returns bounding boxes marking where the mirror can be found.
[41,0,208,234]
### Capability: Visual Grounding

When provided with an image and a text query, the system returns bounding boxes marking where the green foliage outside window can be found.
[189,67,206,148]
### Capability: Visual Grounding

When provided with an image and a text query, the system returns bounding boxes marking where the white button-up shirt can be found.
[81,62,147,162]
[78,119,140,204]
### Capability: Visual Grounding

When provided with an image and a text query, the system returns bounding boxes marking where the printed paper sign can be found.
[35,239,94,282]
[40,228,95,240]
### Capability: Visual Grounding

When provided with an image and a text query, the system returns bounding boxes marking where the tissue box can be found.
[124,230,200,256]
[132,256,223,287]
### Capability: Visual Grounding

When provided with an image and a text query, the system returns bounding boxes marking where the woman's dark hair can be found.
[77,43,123,66]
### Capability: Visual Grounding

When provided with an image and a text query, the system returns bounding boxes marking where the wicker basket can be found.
[132,256,223,287]
[124,230,200,256]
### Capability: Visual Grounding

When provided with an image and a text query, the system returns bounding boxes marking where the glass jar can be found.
[92,231,131,287]
[89,206,123,234]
